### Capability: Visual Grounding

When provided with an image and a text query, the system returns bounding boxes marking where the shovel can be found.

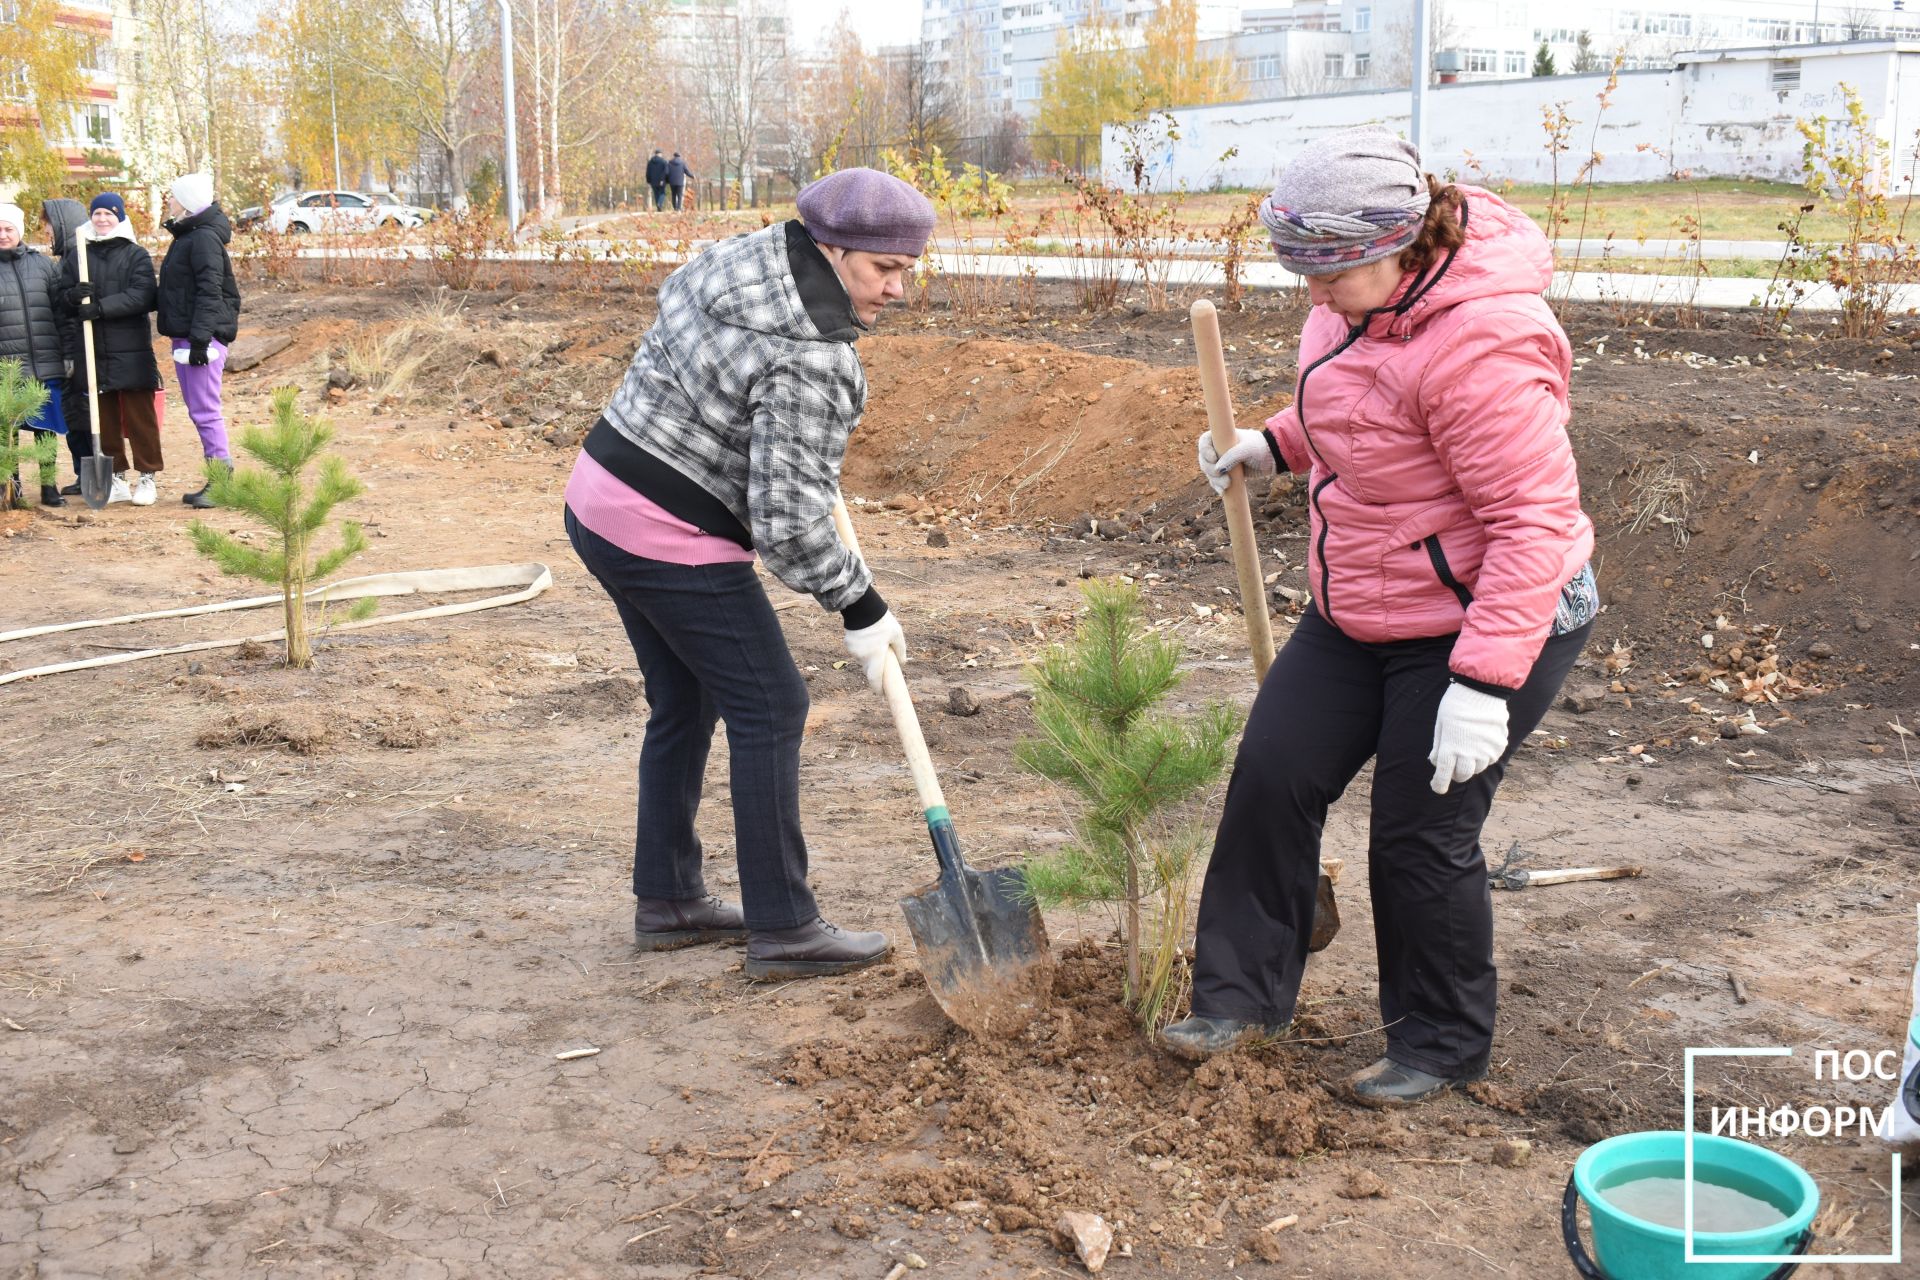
[1192,299,1340,951]
[74,235,113,509]
[831,500,1053,1037]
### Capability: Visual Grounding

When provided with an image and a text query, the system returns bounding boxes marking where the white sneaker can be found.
[130,474,156,507]
[107,476,132,505]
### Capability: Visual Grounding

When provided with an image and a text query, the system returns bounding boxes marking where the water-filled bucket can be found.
[1562,1131,1816,1279]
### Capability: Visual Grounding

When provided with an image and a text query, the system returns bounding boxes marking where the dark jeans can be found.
[566,507,818,930]
[650,183,665,211]
[669,184,684,211]
[60,376,95,469]
[1191,605,1591,1076]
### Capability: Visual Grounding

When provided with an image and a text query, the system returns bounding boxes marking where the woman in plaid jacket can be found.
[564,168,934,981]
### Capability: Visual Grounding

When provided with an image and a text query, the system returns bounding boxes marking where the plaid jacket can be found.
[601,221,872,613]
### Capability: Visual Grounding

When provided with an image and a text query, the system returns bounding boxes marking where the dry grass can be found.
[342,293,469,398]
[1624,455,1704,547]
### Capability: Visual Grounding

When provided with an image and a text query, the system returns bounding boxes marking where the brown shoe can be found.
[743,917,891,980]
[633,893,747,951]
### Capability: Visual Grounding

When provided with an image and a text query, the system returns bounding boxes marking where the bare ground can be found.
[2,281,1918,1279]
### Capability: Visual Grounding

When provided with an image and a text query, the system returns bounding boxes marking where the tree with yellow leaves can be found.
[1034,0,1239,155]
[0,0,87,194]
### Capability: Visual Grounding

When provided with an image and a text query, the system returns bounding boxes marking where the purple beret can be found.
[796,168,935,257]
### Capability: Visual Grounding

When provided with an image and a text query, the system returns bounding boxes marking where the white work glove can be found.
[844,610,907,696]
[1428,682,1510,795]
[1196,428,1277,496]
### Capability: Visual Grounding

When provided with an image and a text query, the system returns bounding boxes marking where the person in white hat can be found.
[156,172,241,509]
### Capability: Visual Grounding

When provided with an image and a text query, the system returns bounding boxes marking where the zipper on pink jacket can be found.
[1287,204,1470,629]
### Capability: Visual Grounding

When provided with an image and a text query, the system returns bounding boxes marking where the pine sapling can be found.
[1017,579,1241,1028]
[0,359,53,508]
[187,387,375,668]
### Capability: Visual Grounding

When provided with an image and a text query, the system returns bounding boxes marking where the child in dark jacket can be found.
[57,193,161,507]
[157,173,241,508]
[39,198,95,490]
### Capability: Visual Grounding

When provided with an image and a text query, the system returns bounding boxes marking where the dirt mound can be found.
[849,333,1920,717]
[850,336,1287,523]
[764,942,1424,1251]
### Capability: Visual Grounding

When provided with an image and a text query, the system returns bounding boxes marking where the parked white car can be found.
[268,190,424,234]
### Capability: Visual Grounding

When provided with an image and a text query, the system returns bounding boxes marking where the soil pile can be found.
[850,336,1288,522]
[769,942,1442,1254]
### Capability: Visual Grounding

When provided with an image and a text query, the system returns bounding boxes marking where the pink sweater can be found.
[563,452,756,565]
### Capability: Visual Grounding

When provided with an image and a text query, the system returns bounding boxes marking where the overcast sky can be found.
[788,0,921,53]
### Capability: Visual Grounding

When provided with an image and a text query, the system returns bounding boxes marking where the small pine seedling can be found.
[0,359,54,508]
[187,387,376,668]
[1017,578,1241,1029]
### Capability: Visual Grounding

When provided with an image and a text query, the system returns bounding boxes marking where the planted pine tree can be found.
[0,359,54,509]
[1018,578,1241,1029]
[187,387,374,668]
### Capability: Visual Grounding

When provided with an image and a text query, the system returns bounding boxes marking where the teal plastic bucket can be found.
[1562,1131,1817,1280]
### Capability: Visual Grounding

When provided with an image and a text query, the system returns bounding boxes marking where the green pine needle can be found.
[187,386,367,667]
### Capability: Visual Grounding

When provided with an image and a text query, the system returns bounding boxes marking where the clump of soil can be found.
[778,942,1381,1244]
[196,709,333,755]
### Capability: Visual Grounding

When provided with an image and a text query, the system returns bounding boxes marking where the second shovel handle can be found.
[830,501,949,818]
[75,237,101,440]
[1191,299,1277,681]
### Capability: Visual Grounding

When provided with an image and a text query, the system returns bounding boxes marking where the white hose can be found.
[0,562,552,686]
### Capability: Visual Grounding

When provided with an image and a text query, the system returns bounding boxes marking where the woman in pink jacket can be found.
[1165,126,1597,1105]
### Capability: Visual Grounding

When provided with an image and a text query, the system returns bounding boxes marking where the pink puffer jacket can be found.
[1263,185,1594,692]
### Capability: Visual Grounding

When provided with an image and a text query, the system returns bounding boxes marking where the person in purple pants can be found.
[155,173,241,509]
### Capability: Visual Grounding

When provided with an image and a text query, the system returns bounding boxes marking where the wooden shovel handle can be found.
[1191,300,1276,681]
[830,500,949,817]
[75,233,101,438]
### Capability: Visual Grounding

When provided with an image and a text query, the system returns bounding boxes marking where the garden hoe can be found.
[1191,299,1342,951]
[831,500,1053,1037]
[74,236,113,510]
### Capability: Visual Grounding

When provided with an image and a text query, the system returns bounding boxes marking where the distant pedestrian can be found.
[0,202,69,507]
[645,149,668,212]
[39,197,95,492]
[157,172,241,509]
[56,193,161,507]
[666,152,691,211]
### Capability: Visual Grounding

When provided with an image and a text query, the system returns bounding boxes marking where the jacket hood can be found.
[164,203,232,244]
[81,218,141,247]
[41,198,87,257]
[691,220,861,344]
[1370,186,1553,337]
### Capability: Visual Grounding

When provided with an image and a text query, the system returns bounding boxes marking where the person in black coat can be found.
[645,149,668,212]
[157,173,240,509]
[56,193,162,507]
[0,202,69,506]
[38,197,95,491]
[666,152,692,211]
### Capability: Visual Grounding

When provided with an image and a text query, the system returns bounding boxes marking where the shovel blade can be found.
[901,865,1052,1038]
[79,456,113,510]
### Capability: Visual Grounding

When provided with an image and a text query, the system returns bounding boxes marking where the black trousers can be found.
[1191,606,1590,1076]
[566,507,819,930]
[59,375,95,468]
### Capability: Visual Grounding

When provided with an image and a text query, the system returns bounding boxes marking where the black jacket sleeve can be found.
[189,234,226,346]
[97,245,157,321]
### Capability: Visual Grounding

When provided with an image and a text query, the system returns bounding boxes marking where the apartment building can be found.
[0,0,137,180]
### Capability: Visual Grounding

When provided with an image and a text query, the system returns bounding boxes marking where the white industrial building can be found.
[939,0,1920,119]
[1104,39,1920,192]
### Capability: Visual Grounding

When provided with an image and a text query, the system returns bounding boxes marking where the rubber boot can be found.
[40,484,65,507]
[1346,1056,1486,1108]
[1158,1015,1289,1060]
